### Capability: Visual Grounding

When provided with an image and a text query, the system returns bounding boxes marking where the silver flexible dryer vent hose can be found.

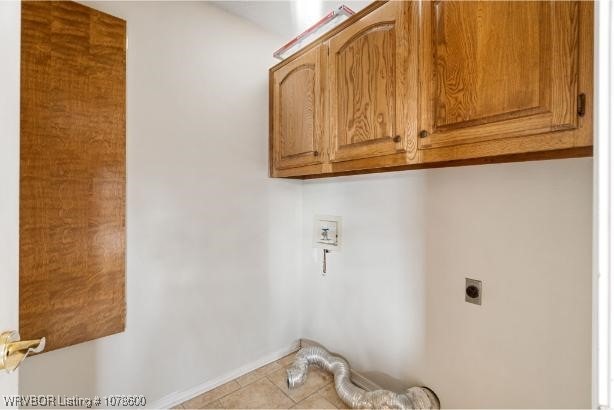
[287,345,440,410]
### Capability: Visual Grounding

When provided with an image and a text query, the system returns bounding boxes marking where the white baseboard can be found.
[349,370,381,392]
[151,340,300,409]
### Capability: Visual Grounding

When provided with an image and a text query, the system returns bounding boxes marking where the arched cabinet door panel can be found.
[328,1,418,163]
[271,45,326,170]
[419,1,582,149]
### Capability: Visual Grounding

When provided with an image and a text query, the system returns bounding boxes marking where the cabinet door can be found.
[328,2,418,163]
[419,1,581,149]
[271,45,325,170]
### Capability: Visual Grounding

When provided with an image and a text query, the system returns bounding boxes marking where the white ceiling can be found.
[210,1,371,40]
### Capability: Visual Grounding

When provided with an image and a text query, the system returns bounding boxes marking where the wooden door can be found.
[419,1,581,149]
[20,1,126,352]
[271,45,326,170]
[328,1,418,163]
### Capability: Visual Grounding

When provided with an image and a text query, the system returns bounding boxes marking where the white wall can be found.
[301,158,593,409]
[595,1,613,406]
[15,2,593,408]
[19,2,302,406]
[0,0,21,398]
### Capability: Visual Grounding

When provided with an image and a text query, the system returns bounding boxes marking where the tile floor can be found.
[176,351,346,409]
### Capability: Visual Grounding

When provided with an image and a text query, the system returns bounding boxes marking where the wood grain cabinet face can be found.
[20,1,126,352]
[419,1,582,149]
[268,1,592,178]
[271,45,325,170]
[328,1,418,163]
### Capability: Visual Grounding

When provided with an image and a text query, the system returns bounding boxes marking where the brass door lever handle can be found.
[0,331,45,373]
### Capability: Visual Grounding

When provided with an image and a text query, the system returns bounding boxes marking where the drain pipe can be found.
[287,345,439,409]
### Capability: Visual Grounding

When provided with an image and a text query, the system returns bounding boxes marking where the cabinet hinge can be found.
[577,93,586,117]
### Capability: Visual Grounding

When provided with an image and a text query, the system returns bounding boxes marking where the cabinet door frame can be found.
[418,1,581,150]
[328,1,418,163]
[271,45,327,170]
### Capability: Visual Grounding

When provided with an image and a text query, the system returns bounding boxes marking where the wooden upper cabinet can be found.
[271,45,326,171]
[328,1,418,163]
[268,1,592,178]
[419,1,582,149]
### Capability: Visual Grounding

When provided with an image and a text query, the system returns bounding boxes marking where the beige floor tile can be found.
[183,399,223,409]
[291,394,336,409]
[235,361,283,387]
[219,378,294,409]
[267,366,333,403]
[275,352,298,368]
[171,405,184,410]
[197,399,222,409]
[181,380,241,409]
[315,384,347,409]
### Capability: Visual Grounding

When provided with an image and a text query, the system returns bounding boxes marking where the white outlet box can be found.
[313,215,342,251]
